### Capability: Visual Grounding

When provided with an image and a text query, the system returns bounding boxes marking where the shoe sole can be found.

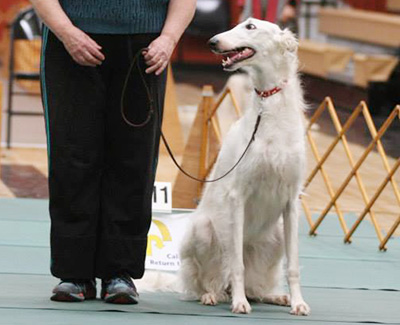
[51,292,96,302]
[104,292,138,304]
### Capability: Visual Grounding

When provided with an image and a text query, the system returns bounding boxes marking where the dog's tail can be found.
[135,271,181,293]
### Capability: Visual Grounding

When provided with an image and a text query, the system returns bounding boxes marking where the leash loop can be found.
[122,48,261,183]
[121,48,154,127]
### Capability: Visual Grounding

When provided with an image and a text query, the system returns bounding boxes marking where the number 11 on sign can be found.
[152,182,172,212]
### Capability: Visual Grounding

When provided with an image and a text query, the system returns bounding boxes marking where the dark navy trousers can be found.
[41,28,166,280]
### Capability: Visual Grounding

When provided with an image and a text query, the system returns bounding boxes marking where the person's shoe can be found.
[50,280,96,302]
[101,274,139,304]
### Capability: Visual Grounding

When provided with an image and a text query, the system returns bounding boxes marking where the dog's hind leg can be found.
[201,292,218,306]
[180,217,226,305]
[257,294,290,306]
[283,200,311,316]
[246,257,289,307]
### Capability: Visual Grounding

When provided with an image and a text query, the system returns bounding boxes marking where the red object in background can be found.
[252,0,280,22]
[172,36,222,65]
[173,0,242,64]
[0,0,25,11]
[0,0,30,42]
[265,0,279,22]
[344,0,387,12]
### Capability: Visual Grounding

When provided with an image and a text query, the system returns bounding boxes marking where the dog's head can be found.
[208,18,298,73]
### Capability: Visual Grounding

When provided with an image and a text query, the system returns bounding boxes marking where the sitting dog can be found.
[179,18,310,316]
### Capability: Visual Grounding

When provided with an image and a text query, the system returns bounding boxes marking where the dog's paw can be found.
[290,301,311,316]
[201,293,218,306]
[231,300,252,314]
[269,294,291,306]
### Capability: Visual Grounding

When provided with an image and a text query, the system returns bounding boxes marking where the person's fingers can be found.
[145,66,156,74]
[62,28,105,66]
[87,45,105,61]
[144,47,168,65]
[74,55,88,66]
[145,62,161,74]
[83,51,102,66]
[90,38,102,50]
[145,59,163,74]
[141,47,150,55]
[83,33,103,50]
[155,61,168,76]
[143,48,155,61]
[143,35,174,74]
[73,52,97,67]
[144,44,165,62]
[144,43,158,60]
[145,54,162,66]
[144,48,161,64]
[84,36,105,61]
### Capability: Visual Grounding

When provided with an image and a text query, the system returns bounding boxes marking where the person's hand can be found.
[60,26,105,67]
[143,34,176,75]
[281,4,296,24]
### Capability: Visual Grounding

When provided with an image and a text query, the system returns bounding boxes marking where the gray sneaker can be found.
[51,280,96,302]
[101,274,139,304]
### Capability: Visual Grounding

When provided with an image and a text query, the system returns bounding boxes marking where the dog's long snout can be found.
[208,37,219,51]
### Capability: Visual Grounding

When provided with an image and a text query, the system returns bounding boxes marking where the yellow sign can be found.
[147,219,172,256]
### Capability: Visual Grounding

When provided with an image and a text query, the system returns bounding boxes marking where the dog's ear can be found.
[279,29,298,53]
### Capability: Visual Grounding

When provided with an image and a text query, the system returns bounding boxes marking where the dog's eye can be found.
[245,23,257,30]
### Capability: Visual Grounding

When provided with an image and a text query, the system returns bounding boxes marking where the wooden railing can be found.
[319,8,400,47]
[303,98,400,251]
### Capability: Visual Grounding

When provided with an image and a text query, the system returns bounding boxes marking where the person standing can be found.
[30,0,196,304]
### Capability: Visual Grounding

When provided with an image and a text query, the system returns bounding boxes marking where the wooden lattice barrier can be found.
[172,85,241,208]
[303,97,400,251]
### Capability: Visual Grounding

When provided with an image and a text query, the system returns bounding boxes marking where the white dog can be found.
[178,18,310,316]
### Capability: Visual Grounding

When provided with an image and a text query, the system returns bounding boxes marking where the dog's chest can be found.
[237,133,304,222]
[241,134,301,184]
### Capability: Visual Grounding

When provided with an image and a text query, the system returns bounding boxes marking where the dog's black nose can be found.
[208,37,219,51]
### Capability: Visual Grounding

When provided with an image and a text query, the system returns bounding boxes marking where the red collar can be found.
[254,81,287,99]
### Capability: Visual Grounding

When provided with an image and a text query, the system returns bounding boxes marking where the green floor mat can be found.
[1,198,398,257]
[1,198,400,324]
[0,220,50,247]
[0,198,399,290]
[300,257,400,290]
[300,235,400,261]
[0,309,379,325]
[1,218,398,260]
[1,244,398,291]
[0,246,50,275]
[0,274,399,325]
[0,198,389,239]
[0,198,189,222]
[298,213,381,238]
[0,198,49,222]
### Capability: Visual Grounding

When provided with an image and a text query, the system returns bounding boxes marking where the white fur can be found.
[179,19,310,316]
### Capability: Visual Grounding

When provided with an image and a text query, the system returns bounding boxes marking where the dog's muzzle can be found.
[208,37,219,51]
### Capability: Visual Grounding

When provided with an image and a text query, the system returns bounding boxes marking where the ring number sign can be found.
[152,182,172,212]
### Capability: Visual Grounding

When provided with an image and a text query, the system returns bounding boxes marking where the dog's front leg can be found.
[283,201,311,316]
[228,198,252,314]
